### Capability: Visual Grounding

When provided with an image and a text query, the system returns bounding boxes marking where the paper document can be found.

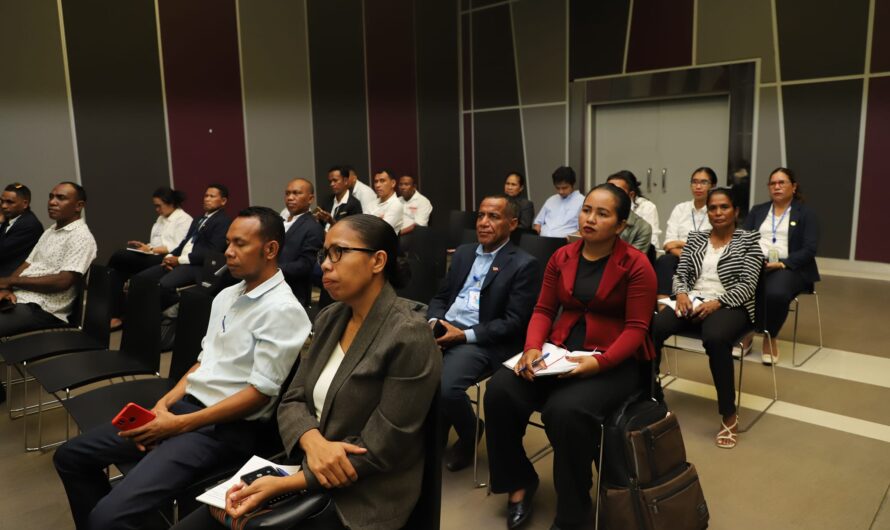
[126,247,154,255]
[657,296,704,312]
[195,455,301,509]
[502,342,600,376]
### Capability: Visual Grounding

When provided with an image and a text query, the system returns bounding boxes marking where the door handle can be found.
[661,168,667,193]
[646,168,652,194]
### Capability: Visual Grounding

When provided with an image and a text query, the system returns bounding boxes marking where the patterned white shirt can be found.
[15,218,97,321]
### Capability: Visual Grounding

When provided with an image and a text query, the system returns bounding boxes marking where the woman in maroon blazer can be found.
[484,183,657,530]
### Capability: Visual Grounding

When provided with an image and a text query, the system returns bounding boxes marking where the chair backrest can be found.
[402,387,442,530]
[168,289,213,381]
[66,270,88,326]
[120,276,162,370]
[81,264,113,348]
[448,210,477,249]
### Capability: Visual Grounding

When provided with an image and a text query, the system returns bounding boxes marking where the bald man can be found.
[279,178,324,308]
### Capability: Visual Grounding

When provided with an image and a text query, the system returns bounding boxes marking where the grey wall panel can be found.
[776,0,869,81]
[416,0,461,213]
[473,110,525,204]
[696,0,776,83]
[522,105,567,210]
[512,0,566,105]
[783,80,862,259]
[307,0,368,201]
[471,4,518,109]
[63,0,170,262]
[754,86,781,205]
[239,0,315,211]
[0,0,77,226]
[568,81,586,179]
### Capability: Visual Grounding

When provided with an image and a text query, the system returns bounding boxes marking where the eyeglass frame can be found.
[317,244,377,264]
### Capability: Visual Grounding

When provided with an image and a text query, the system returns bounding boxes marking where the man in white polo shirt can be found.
[346,166,378,214]
[0,181,97,338]
[371,169,403,233]
[54,207,311,530]
[398,174,433,235]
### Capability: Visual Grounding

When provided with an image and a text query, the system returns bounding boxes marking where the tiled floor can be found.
[2,274,890,530]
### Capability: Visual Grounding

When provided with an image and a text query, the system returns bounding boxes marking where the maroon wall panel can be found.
[364,0,419,179]
[158,0,249,217]
[873,0,890,72]
[626,0,694,72]
[856,77,890,263]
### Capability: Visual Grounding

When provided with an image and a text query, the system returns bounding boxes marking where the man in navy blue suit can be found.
[427,195,541,471]
[0,183,43,277]
[279,178,324,308]
[134,184,231,309]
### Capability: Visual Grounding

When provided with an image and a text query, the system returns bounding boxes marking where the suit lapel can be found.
[450,245,475,302]
[318,284,397,428]
[305,304,350,417]
[481,243,513,291]
[286,213,308,238]
[788,201,800,242]
[595,239,629,300]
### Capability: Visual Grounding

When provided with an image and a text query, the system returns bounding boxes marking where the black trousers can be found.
[484,360,640,527]
[53,399,253,530]
[133,263,204,309]
[757,268,807,337]
[107,249,164,317]
[440,344,495,446]
[170,498,346,530]
[651,306,750,416]
[655,253,680,296]
[0,302,66,338]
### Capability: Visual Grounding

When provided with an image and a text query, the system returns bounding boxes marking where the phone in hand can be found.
[241,465,288,485]
[111,402,156,431]
[432,320,446,339]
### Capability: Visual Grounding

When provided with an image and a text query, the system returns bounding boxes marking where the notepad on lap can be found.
[126,247,154,255]
[657,296,704,312]
[195,455,301,509]
[502,342,600,376]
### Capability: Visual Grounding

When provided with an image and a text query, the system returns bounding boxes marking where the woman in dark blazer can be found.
[174,215,441,530]
[484,183,656,530]
[652,188,762,449]
[743,167,819,364]
[504,171,535,230]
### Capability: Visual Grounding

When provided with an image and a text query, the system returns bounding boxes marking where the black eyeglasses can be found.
[317,245,376,264]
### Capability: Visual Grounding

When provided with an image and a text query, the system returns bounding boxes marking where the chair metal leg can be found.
[737,332,778,433]
[472,382,488,489]
[792,293,823,367]
[660,348,678,388]
[595,424,605,530]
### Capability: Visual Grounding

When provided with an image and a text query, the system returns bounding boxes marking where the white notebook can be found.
[657,296,704,312]
[195,455,301,509]
[502,342,600,376]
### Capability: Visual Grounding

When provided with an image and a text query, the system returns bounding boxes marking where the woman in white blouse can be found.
[651,189,762,449]
[655,167,716,298]
[607,170,661,248]
[107,187,192,327]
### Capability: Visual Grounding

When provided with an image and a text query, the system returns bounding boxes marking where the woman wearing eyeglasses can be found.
[173,214,441,530]
[742,167,820,365]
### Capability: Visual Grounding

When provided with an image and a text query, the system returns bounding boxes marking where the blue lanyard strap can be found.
[770,205,790,244]
[691,209,704,232]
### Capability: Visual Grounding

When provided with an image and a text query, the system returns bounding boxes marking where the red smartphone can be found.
[111,402,156,431]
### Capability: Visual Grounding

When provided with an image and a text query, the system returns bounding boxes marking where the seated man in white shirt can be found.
[346,165,378,214]
[0,181,97,338]
[54,206,312,530]
[533,166,585,238]
[371,169,404,233]
[397,173,433,235]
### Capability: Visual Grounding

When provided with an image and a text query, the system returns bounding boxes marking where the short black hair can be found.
[4,183,31,202]
[289,177,315,195]
[707,187,738,209]
[207,183,229,199]
[340,214,410,288]
[152,187,186,207]
[552,166,576,187]
[691,167,718,186]
[505,171,526,188]
[481,194,519,220]
[343,165,357,176]
[606,170,643,198]
[237,206,285,251]
[399,174,417,185]
[374,169,396,181]
[328,166,348,180]
[587,183,631,222]
[59,181,87,202]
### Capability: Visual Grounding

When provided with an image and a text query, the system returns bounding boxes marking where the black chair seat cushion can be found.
[64,377,174,432]
[28,350,158,394]
[1,331,105,365]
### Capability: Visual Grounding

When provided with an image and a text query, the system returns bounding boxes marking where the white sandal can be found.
[716,418,739,449]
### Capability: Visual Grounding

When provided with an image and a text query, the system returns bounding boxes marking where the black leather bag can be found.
[210,492,331,530]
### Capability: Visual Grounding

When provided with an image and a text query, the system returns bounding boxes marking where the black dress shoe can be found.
[444,421,485,472]
[507,477,539,529]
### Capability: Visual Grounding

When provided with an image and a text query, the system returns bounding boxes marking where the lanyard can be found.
[690,208,704,232]
[770,205,790,244]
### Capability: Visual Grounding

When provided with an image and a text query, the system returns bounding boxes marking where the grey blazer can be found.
[277,283,441,530]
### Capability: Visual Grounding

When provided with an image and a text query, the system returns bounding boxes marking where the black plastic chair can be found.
[518,232,566,289]
[2,264,112,419]
[23,276,162,450]
[448,210,477,249]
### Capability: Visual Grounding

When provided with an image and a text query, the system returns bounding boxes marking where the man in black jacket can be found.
[427,196,540,471]
[279,178,324,308]
[134,184,231,309]
[0,183,43,277]
[313,166,362,231]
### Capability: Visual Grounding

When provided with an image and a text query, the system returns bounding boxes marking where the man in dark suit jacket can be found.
[427,195,540,471]
[0,183,43,277]
[280,178,324,308]
[313,166,362,231]
[135,184,232,309]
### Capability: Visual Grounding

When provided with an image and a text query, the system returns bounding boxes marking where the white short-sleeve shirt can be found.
[400,191,433,229]
[352,179,378,214]
[664,200,710,245]
[149,208,193,251]
[15,218,97,321]
[632,197,661,248]
[372,193,404,233]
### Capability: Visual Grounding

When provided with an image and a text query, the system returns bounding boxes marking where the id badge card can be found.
[468,288,481,311]
[767,247,779,263]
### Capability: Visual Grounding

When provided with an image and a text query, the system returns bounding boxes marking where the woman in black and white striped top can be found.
[651,188,762,449]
